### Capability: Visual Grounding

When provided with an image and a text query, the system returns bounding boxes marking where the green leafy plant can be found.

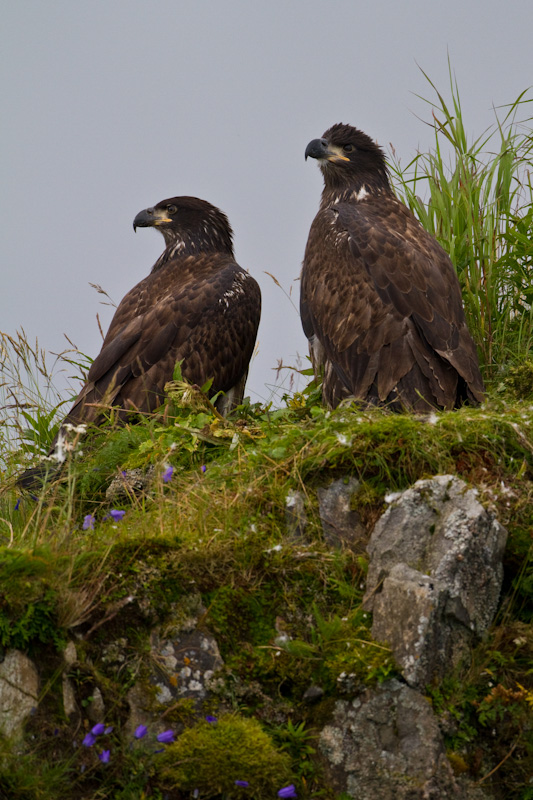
[391,65,533,378]
[281,604,395,691]
[275,720,317,783]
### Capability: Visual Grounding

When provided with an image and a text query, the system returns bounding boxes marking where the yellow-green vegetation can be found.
[157,715,293,797]
[0,74,532,799]
[0,382,532,798]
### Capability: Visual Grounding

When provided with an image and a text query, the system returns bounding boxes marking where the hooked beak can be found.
[133,207,172,232]
[305,138,350,163]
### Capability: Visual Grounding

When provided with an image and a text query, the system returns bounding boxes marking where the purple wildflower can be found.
[134,724,148,739]
[91,723,106,736]
[205,715,217,724]
[156,729,175,744]
[278,786,297,799]
[99,749,111,764]
[14,498,21,511]
[201,465,207,473]
[104,725,113,734]
[235,780,249,787]
[108,509,126,521]
[82,732,97,747]
[82,514,95,530]
[162,465,174,483]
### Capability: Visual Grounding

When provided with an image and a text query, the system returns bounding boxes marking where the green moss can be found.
[2,392,533,798]
[0,591,65,651]
[0,548,68,650]
[205,585,277,648]
[506,361,533,400]
[447,751,469,775]
[280,605,396,693]
[157,714,293,797]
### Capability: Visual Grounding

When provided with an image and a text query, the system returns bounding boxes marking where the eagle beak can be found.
[133,207,172,232]
[305,138,350,163]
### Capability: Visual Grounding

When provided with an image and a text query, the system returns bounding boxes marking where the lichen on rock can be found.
[364,475,508,687]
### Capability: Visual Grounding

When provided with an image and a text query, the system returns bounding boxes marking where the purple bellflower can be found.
[278,786,297,799]
[91,723,106,736]
[156,729,175,744]
[134,724,148,739]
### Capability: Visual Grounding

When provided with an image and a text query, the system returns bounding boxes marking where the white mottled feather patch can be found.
[353,185,369,201]
[219,271,248,308]
[169,238,186,258]
[309,334,325,367]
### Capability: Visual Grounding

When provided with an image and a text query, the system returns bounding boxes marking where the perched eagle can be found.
[301,123,485,411]
[20,195,259,474]
[60,196,261,432]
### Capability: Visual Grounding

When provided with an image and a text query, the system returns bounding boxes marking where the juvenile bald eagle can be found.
[58,196,260,438]
[301,123,484,411]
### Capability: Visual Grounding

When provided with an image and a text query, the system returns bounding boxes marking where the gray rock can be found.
[63,641,78,667]
[149,626,224,705]
[124,682,155,740]
[364,475,507,688]
[61,641,80,723]
[125,597,224,735]
[86,686,106,723]
[62,674,79,723]
[0,650,39,739]
[319,679,488,799]
[101,637,129,666]
[317,477,365,549]
[105,466,155,501]
[303,684,324,704]
[285,489,309,540]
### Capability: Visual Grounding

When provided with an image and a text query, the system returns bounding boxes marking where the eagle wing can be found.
[65,254,260,425]
[301,196,484,409]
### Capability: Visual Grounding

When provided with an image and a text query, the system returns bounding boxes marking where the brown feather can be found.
[58,197,261,440]
[301,123,485,411]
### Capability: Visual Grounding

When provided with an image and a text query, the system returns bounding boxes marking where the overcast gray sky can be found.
[2,0,532,408]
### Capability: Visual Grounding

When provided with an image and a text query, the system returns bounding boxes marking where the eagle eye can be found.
[343,144,355,153]
[167,205,177,214]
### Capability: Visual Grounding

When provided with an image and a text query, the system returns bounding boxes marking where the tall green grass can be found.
[0,330,90,468]
[391,67,533,379]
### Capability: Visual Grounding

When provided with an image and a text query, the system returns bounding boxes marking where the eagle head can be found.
[305,123,389,192]
[133,196,234,254]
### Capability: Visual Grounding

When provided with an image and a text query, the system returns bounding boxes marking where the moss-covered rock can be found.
[157,714,293,797]
[1,396,532,799]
